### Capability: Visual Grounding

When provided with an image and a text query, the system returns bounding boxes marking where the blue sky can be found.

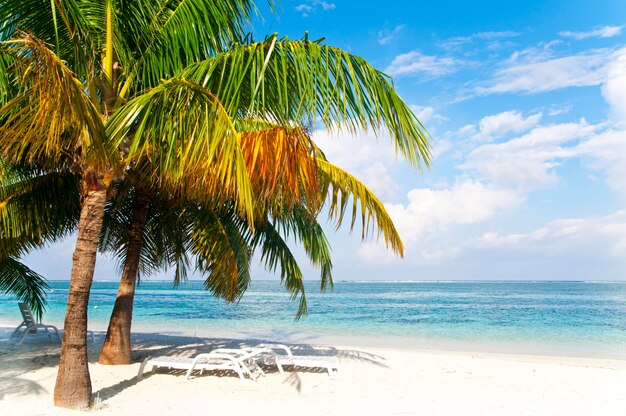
[25,0,626,281]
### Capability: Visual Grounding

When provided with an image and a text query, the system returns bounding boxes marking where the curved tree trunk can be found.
[54,177,107,409]
[98,191,150,365]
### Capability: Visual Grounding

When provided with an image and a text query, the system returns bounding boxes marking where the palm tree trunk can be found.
[53,176,107,409]
[98,191,150,365]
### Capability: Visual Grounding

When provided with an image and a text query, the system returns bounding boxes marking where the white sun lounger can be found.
[137,348,282,381]
[211,347,285,376]
[10,302,95,345]
[10,302,61,345]
[255,343,340,376]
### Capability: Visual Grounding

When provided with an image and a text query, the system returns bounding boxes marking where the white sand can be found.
[1,331,625,416]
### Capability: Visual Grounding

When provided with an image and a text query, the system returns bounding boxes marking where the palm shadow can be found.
[95,332,389,400]
[0,330,103,399]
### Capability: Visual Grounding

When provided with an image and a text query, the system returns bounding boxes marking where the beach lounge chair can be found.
[255,343,340,376]
[211,347,285,376]
[137,347,282,381]
[10,302,61,345]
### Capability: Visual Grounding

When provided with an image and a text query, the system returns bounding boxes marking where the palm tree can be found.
[0,161,80,319]
[97,127,405,365]
[1,0,429,409]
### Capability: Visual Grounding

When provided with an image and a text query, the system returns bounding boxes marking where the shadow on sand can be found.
[95,332,389,401]
[1,329,387,404]
[0,330,104,400]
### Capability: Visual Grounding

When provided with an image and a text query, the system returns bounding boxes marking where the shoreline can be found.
[2,323,625,361]
[1,331,625,416]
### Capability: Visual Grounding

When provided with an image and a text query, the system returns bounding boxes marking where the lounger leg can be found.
[235,368,246,381]
[137,359,150,380]
[10,323,26,339]
[185,364,196,380]
[18,327,32,345]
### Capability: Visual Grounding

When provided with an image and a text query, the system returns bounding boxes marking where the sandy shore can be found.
[1,331,625,416]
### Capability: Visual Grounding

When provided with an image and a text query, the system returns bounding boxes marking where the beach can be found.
[2,331,625,416]
[2,281,625,414]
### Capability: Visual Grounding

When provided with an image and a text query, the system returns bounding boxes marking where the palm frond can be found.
[0,161,80,259]
[0,1,103,45]
[237,124,320,211]
[0,257,49,321]
[191,207,252,302]
[316,158,404,256]
[271,205,334,292]
[253,218,308,319]
[117,0,257,97]
[0,35,111,171]
[0,46,16,106]
[106,78,255,221]
[183,37,431,169]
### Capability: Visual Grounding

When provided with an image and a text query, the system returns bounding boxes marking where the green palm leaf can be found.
[316,157,404,256]
[0,257,49,321]
[117,0,257,97]
[106,78,255,220]
[0,162,80,258]
[183,37,431,169]
[254,218,308,318]
[0,35,111,171]
[192,207,252,302]
[270,205,334,292]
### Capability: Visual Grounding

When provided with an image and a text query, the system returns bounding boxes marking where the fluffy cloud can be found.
[577,128,626,199]
[378,25,404,45]
[601,48,626,122]
[386,181,522,241]
[313,129,401,200]
[409,105,445,125]
[479,210,626,257]
[357,180,522,263]
[295,0,336,17]
[559,25,624,40]
[385,51,461,77]
[475,48,616,95]
[440,31,520,50]
[472,110,542,142]
[463,121,597,188]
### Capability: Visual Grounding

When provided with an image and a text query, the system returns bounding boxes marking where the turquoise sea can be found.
[1,280,626,358]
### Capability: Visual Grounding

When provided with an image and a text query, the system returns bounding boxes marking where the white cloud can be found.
[358,180,521,263]
[313,129,401,200]
[360,162,400,201]
[378,25,404,45]
[464,120,597,188]
[475,48,616,95]
[472,110,542,142]
[547,105,572,117]
[409,105,445,125]
[385,51,461,77]
[388,181,521,237]
[577,128,626,199]
[602,49,626,122]
[430,139,451,159]
[478,210,626,257]
[559,25,624,40]
[295,0,335,17]
[456,124,477,137]
[440,31,520,49]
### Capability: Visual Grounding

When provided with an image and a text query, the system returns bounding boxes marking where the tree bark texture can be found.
[53,181,107,409]
[98,191,150,365]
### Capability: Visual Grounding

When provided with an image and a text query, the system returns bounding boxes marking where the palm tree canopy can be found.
[0,162,79,318]
[0,0,430,317]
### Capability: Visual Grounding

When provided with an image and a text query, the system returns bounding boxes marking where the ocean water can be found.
[1,280,625,358]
